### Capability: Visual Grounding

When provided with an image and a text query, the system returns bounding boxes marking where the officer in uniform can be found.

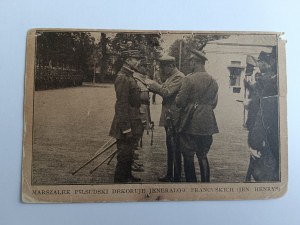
[145,55,185,182]
[176,49,219,182]
[244,50,279,181]
[109,50,144,183]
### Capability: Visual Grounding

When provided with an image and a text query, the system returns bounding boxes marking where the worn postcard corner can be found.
[22,29,287,203]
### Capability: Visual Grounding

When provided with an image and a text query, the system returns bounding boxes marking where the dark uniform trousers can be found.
[165,127,181,182]
[180,134,213,182]
[113,121,143,183]
[114,137,139,182]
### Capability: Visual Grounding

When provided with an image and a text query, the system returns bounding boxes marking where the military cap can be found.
[189,49,208,61]
[121,50,143,59]
[246,55,258,67]
[258,51,272,64]
[158,55,176,63]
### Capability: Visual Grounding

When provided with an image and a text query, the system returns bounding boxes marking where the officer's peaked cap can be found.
[158,55,176,63]
[189,49,208,61]
[121,50,143,59]
[258,51,272,64]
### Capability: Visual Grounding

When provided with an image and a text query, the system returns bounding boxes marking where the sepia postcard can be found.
[22,29,287,203]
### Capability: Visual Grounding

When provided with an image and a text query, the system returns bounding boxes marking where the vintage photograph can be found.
[22,30,287,202]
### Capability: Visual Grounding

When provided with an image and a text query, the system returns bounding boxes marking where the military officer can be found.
[109,50,144,183]
[245,49,279,181]
[176,49,219,182]
[145,55,185,182]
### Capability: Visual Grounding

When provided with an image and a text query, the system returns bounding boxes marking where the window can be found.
[228,61,244,87]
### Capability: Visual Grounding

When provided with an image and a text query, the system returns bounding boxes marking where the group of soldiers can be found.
[109,48,219,183]
[35,65,84,90]
[108,45,280,183]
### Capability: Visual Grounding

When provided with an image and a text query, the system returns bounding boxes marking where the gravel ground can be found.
[32,84,250,185]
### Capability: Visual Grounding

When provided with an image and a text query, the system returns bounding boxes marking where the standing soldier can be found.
[244,50,279,181]
[176,48,219,182]
[145,56,185,182]
[109,50,144,183]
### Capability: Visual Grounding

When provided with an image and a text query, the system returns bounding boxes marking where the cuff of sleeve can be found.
[122,128,132,134]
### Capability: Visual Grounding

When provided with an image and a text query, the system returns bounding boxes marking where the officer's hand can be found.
[145,78,155,85]
[253,67,260,75]
[249,148,261,159]
[146,79,162,92]
[243,99,251,108]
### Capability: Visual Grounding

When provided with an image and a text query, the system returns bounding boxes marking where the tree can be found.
[36,31,96,71]
[35,31,97,89]
[110,33,162,75]
[99,33,108,78]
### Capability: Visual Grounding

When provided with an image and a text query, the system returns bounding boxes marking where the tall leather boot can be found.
[114,140,134,183]
[158,132,174,182]
[199,157,210,182]
[173,150,182,182]
[183,155,197,182]
[114,160,131,183]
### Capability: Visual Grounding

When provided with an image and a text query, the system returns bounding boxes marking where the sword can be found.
[89,149,119,174]
[72,139,116,175]
[146,104,154,145]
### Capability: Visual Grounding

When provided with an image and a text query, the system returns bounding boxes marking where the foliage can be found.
[36,31,163,82]
[109,33,162,75]
[36,32,96,74]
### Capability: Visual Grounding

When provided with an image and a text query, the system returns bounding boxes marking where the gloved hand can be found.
[145,79,162,92]
[145,78,155,85]
[249,147,261,159]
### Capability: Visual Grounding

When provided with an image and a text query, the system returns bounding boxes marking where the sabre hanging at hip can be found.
[146,103,154,146]
[72,138,116,175]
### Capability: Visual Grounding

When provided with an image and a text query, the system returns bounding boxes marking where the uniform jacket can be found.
[148,68,185,127]
[246,72,279,180]
[176,71,219,135]
[109,67,143,139]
